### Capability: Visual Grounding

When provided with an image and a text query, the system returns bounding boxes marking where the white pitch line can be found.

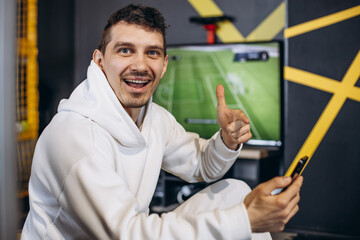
[196,80,205,103]
[210,54,261,139]
[205,76,218,110]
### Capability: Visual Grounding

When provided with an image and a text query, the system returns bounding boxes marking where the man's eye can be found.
[119,48,131,54]
[148,50,160,56]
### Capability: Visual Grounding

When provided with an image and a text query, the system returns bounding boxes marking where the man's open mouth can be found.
[124,79,150,88]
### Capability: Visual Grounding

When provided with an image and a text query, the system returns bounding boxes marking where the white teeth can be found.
[126,79,149,84]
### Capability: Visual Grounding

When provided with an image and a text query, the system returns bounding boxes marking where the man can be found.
[22,4,302,239]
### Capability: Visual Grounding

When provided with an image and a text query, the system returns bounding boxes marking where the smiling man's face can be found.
[93,21,168,114]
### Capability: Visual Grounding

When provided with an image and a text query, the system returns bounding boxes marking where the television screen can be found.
[153,41,282,148]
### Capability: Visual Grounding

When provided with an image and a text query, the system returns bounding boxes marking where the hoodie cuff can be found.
[214,130,243,160]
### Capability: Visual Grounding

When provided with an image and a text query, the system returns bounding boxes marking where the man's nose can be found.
[130,54,148,73]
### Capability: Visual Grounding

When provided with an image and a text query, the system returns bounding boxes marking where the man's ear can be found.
[93,49,104,69]
[160,55,169,79]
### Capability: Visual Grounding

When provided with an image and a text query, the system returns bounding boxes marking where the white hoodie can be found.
[21,61,252,239]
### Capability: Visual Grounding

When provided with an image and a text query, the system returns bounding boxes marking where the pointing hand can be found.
[216,84,252,150]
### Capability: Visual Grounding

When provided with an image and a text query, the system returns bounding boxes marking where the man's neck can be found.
[124,107,141,124]
[122,105,147,129]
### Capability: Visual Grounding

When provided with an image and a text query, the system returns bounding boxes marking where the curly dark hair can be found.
[98,4,167,55]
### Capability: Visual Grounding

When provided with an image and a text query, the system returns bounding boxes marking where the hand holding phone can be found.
[271,156,309,195]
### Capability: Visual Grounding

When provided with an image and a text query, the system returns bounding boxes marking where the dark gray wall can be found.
[38,0,75,133]
[284,0,360,236]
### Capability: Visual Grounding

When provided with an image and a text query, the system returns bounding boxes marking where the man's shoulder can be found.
[34,111,116,171]
[150,102,175,121]
[31,111,116,200]
[42,111,94,141]
[150,102,167,112]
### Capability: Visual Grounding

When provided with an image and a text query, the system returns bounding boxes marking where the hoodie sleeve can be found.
[59,153,252,240]
[161,108,241,183]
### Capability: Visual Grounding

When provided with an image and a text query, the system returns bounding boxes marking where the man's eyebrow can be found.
[112,42,134,50]
[112,42,165,54]
[147,45,165,53]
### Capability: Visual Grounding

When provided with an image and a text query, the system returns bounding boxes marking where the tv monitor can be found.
[153,41,282,148]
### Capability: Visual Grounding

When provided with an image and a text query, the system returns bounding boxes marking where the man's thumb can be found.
[266,176,292,194]
[216,84,227,108]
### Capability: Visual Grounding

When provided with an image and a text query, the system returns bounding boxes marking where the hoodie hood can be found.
[58,60,151,149]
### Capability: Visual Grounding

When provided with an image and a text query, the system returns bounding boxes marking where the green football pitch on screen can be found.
[153,42,281,145]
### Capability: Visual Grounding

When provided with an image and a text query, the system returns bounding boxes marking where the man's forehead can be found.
[103,21,166,56]
[110,21,164,43]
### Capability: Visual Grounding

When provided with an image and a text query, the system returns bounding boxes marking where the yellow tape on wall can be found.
[246,2,285,41]
[284,4,360,173]
[285,51,360,176]
[285,5,360,39]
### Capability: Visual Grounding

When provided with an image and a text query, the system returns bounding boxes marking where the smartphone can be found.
[288,155,309,179]
[271,155,309,195]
